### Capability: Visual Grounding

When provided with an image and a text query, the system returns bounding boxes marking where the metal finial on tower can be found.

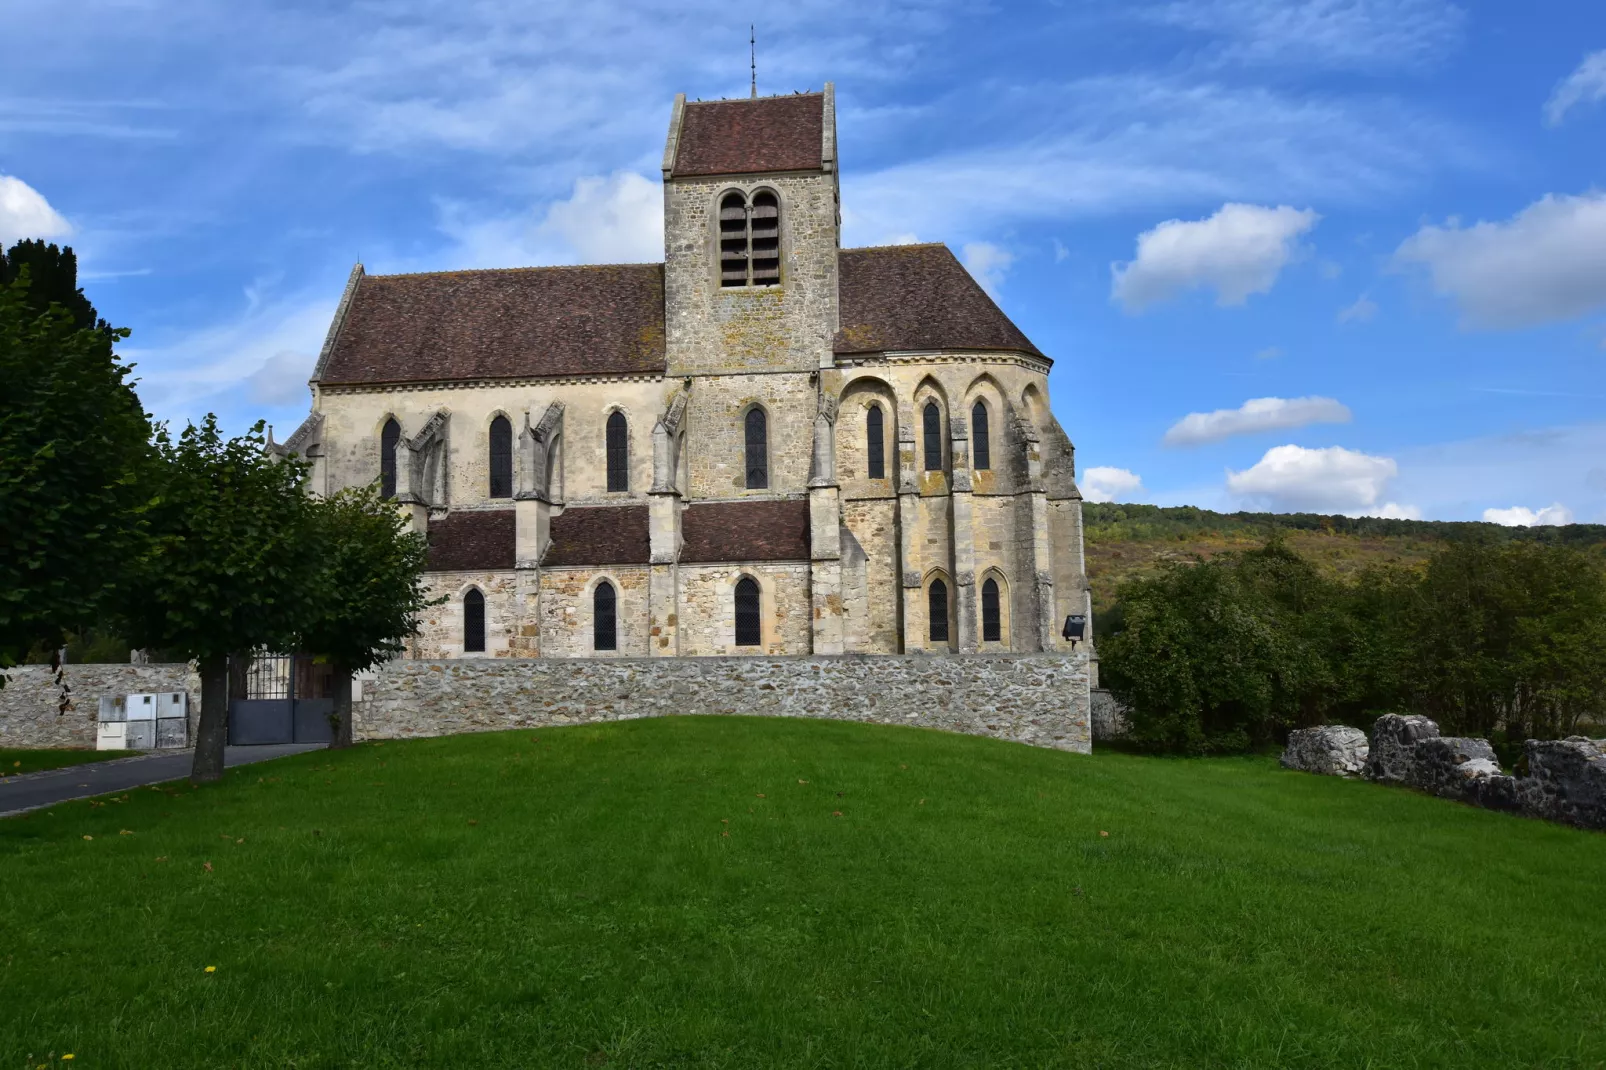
[750,25,757,98]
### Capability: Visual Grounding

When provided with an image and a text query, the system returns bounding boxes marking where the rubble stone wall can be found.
[354,653,1092,753]
[0,664,198,749]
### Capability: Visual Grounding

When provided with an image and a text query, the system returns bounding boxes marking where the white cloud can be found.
[1111,203,1319,311]
[1227,444,1397,511]
[1164,395,1352,446]
[436,170,663,269]
[1544,50,1606,126]
[1082,466,1145,503]
[1392,191,1606,328]
[248,350,316,406]
[0,174,72,246]
[961,241,1013,297]
[1337,294,1377,323]
[1482,503,1574,527]
[1355,502,1422,519]
[1142,0,1463,71]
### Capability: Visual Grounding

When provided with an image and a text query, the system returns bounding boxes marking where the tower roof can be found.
[668,93,826,177]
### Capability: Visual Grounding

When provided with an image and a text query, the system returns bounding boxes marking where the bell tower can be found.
[660,84,840,376]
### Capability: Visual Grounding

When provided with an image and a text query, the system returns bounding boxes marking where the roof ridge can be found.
[841,242,949,253]
[685,92,824,105]
[370,262,664,281]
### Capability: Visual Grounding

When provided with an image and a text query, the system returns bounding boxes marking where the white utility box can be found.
[126,694,157,721]
[97,722,128,750]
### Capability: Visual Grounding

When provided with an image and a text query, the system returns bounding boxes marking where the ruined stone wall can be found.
[678,562,812,655]
[538,566,652,658]
[353,652,1092,754]
[0,663,198,749]
[663,172,840,375]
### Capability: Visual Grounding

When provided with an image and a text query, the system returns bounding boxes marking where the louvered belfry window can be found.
[606,411,629,492]
[719,189,781,288]
[489,415,513,498]
[593,581,617,652]
[380,417,401,499]
[971,401,990,471]
[923,402,943,472]
[928,579,949,644]
[463,589,486,653]
[982,578,1002,642]
[735,577,762,646]
[745,407,768,489]
[866,404,885,479]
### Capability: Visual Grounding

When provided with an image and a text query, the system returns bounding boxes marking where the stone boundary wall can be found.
[1281,714,1606,832]
[1090,688,1130,742]
[0,664,199,749]
[355,654,1092,753]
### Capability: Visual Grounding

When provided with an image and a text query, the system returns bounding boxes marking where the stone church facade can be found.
[281,85,1092,672]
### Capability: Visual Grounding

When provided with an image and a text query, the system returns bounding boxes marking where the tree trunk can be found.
[191,653,230,784]
[329,661,354,749]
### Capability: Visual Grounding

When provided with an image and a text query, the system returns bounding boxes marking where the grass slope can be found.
[3,717,1603,1069]
[0,748,139,777]
[1084,503,1606,612]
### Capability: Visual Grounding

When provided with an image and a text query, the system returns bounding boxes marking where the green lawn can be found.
[2,718,1602,1069]
[0,747,139,776]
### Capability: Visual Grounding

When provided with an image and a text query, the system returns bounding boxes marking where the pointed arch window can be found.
[745,407,768,489]
[606,411,629,492]
[923,402,943,472]
[718,189,781,288]
[489,415,513,498]
[982,578,1002,642]
[380,417,401,499]
[463,589,485,654]
[971,401,991,472]
[735,577,762,647]
[866,404,885,479]
[928,579,949,644]
[593,581,617,652]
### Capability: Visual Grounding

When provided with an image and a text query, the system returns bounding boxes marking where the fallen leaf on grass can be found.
[155,857,168,863]
[202,862,213,873]
[82,835,92,841]
[798,779,808,785]
[467,820,479,826]
[755,793,765,798]
[204,966,216,973]
[832,811,843,818]
[235,838,244,845]
[119,829,133,836]
[1099,831,1109,838]
[720,831,730,838]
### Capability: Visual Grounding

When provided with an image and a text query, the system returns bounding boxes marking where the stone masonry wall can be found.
[354,653,1092,753]
[0,664,199,749]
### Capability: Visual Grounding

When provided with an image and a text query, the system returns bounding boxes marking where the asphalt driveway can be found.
[0,744,325,817]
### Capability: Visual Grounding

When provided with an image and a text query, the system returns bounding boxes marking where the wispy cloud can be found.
[1543,49,1606,126]
[1336,294,1377,323]
[960,241,1013,297]
[430,170,663,270]
[1139,0,1464,71]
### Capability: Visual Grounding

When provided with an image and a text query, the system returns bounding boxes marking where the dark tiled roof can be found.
[834,244,1044,358]
[427,509,515,571]
[319,265,666,386]
[543,505,651,566]
[671,94,824,177]
[681,499,811,563]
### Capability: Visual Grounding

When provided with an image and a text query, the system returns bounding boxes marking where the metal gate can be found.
[228,655,335,745]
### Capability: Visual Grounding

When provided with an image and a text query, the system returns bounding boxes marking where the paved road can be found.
[0,744,325,817]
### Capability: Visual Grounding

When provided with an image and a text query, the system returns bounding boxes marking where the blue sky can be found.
[4,0,1604,523]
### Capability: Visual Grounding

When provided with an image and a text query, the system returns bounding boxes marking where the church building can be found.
[281,84,1092,668]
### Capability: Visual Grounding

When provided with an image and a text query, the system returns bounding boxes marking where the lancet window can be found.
[923,402,943,472]
[735,577,762,647]
[982,578,1002,642]
[928,579,950,644]
[745,407,769,489]
[606,411,629,492]
[971,402,990,471]
[719,189,781,288]
[463,589,486,653]
[866,404,885,479]
[593,581,617,652]
[380,417,401,499]
[489,415,513,498]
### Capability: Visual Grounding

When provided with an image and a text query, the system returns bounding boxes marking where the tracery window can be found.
[928,579,949,644]
[735,577,762,647]
[718,189,781,288]
[380,417,401,499]
[745,407,768,489]
[593,581,617,652]
[606,411,629,492]
[463,588,486,653]
[982,578,1002,642]
[866,404,885,479]
[489,415,513,498]
[971,401,990,472]
[923,402,943,472]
